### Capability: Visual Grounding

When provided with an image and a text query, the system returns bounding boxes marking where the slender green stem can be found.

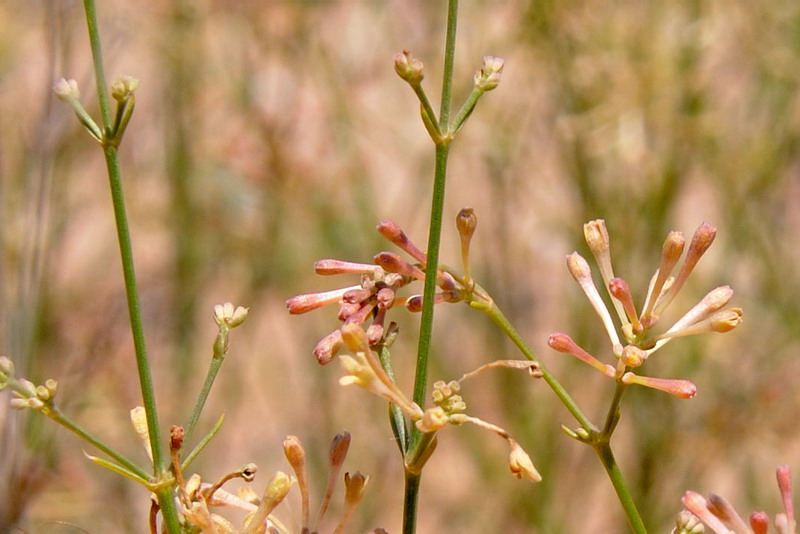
[594,443,648,534]
[82,1,180,531]
[450,88,482,135]
[82,0,111,129]
[186,354,224,436]
[472,297,596,432]
[411,142,450,411]
[439,0,459,129]
[42,403,149,481]
[402,472,421,534]
[100,145,165,472]
[411,83,441,139]
[404,3,458,533]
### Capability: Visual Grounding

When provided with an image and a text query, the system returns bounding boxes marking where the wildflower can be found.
[550,220,741,398]
[679,465,797,534]
[474,56,504,92]
[214,302,249,328]
[287,218,470,364]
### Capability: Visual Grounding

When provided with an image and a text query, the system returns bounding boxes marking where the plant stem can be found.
[439,0,459,130]
[402,472,421,534]
[43,403,149,481]
[186,353,224,436]
[404,2,458,533]
[472,296,596,432]
[594,442,648,534]
[82,1,181,531]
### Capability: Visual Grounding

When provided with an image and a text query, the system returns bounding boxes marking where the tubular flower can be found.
[550,220,742,398]
[286,219,470,364]
[678,465,797,534]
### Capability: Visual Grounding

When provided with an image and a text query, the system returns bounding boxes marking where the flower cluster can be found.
[676,465,796,534]
[337,323,540,483]
[168,426,379,534]
[548,220,742,398]
[287,218,471,364]
[0,355,58,412]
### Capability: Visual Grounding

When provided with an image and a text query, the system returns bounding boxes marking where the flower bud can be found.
[0,356,14,379]
[376,220,427,265]
[313,329,344,365]
[393,50,424,84]
[475,56,504,92]
[110,75,139,102]
[373,252,425,280]
[53,78,80,102]
[622,372,697,399]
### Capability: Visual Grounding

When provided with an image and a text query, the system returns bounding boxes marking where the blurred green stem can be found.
[82,0,181,531]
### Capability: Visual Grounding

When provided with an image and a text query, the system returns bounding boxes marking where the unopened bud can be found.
[475,56,504,92]
[393,50,424,84]
[283,435,306,470]
[329,431,351,469]
[0,356,13,377]
[373,252,425,280]
[313,329,344,365]
[376,220,427,265]
[620,345,647,367]
[53,78,80,102]
[110,75,139,102]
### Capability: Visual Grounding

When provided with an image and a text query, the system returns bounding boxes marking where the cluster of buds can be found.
[53,75,139,146]
[168,425,379,534]
[474,56,504,92]
[393,50,424,85]
[676,465,796,534]
[287,213,478,364]
[338,324,540,483]
[0,356,57,412]
[548,220,742,399]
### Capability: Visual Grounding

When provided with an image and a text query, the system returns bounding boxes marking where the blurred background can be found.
[1,0,800,532]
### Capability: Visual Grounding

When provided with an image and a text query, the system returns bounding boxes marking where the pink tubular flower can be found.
[287,219,468,364]
[550,221,742,399]
[679,466,797,534]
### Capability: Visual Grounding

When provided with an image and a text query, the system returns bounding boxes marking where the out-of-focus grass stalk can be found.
[81,0,181,530]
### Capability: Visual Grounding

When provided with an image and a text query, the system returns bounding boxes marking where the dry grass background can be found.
[2,1,800,532]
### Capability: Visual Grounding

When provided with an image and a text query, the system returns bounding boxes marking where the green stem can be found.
[438,0,459,129]
[402,472,421,534]
[186,353,224,436]
[473,297,596,432]
[450,88,482,135]
[43,403,149,481]
[404,3,458,533]
[411,83,441,139]
[594,442,648,534]
[82,1,180,531]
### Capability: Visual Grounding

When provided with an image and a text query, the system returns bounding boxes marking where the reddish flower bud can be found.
[376,220,427,265]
